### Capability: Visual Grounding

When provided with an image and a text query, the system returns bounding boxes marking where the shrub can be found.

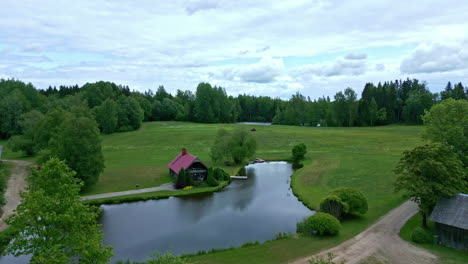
[319,195,349,219]
[175,168,187,189]
[297,212,341,236]
[292,143,307,162]
[206,168,219,187]
[292,161,304,170]
[411,227,433,244]
[213,168,230,183]
[183,186,193,191]
[330,188,368,216]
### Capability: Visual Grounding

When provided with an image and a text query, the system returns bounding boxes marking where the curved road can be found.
[0,160,32,232]
[290,200,439,264]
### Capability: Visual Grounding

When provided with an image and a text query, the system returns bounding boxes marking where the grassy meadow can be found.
[1,122,428,263]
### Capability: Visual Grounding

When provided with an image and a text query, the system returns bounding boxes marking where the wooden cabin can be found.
[429,193,468,251]
[168,148,208,181]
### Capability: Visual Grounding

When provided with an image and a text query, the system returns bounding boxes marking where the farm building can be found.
[168,148,208,181]
[429,193,468,251]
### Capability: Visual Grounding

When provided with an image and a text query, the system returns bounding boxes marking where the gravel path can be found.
[290,200,439,264]
[81,182,175,200]
[0,160,32,232]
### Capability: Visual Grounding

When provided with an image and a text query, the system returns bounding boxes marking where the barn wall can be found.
[436,223,468,251]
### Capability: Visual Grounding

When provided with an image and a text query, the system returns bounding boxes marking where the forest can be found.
[1,78,467,141]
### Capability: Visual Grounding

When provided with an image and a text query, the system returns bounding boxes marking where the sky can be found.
[1,0,468,99]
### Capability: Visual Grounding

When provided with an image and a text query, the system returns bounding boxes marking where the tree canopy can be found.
[422,99,468,166]
[5,158,113,263]
[394,143,467,227]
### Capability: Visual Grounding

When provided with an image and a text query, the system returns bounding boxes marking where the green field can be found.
[400,214,468,264]
[2,122,427,263]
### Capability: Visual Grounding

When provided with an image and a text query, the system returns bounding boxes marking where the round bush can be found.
[330,188,368,216]
[411,227,433,244]
[300,212,341,236]
[319,195,349,219]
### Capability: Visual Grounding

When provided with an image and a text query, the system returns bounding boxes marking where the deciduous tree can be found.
[5,158,113,263]
[394,143,466,227]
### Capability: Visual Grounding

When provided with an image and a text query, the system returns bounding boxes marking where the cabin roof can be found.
[429,193,468,230]
[168,150,206,174]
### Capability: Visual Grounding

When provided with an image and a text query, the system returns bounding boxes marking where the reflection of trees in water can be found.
[229,166,257,211]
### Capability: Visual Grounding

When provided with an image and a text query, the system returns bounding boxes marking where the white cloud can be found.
[0,0,468,98]
[400,41,468,74]
[345,53,367,60]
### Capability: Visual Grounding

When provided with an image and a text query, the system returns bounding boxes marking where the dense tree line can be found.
[1,78,466,142]
[273,79,466,126]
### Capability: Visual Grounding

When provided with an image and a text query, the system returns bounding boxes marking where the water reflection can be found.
[0,162,312,264]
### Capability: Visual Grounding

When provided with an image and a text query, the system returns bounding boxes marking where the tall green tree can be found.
[394,143,466,227]
[5,158,113,263]
[95,98,118,134]
[117,96,144,132]
[422,99,468,166]
[50,114,105,189]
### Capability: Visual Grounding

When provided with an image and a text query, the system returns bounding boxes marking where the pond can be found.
[0,162,312,263]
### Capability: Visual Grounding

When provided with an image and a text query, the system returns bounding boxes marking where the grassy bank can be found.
[2,122,426,263]
[0,162,12,209]
[400,214,468,264]
[83,181,228,206]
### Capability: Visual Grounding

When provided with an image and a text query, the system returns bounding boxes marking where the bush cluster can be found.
[411,227,433,244]
[174,168,193,189]
[297,212,341,236]
[319,195,349,219]
[329,188,368,216]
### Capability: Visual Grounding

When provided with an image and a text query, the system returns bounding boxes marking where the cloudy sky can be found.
[1,0,467,99]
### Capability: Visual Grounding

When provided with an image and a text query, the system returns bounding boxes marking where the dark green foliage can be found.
[0,162,10,207]
[184,169,193,186]
[4,158,113,263]
[95,98,118,134]
[206,168,219,187]
[411,227,433,244]
[394,143,466,227]
[297,212,341,236]
[175,168,187,189]
[292,143,307,162]
[213,167,231,183]
[292,161,304,170]
[330,188,368,216]
[319,195,349,219]
[210,128,257,165]
[49,113,105,190]
[422,99,468,167]
[117,96,144,132]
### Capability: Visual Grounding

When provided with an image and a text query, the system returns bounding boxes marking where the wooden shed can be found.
[168,148,208,181]
[429,193,468,251]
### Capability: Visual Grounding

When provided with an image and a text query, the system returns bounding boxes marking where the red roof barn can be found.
[168,148,208,181]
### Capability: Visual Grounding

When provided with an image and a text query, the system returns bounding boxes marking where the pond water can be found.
[0,162,312,263]
[236,122,272,125]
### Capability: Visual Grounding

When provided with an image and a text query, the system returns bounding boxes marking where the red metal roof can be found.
[168,151,198,173]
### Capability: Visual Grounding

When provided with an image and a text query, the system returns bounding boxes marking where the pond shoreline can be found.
[83,181,229,206]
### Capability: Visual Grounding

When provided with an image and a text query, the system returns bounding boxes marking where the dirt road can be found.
[0,160,32,232]
[290,200,439,264]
